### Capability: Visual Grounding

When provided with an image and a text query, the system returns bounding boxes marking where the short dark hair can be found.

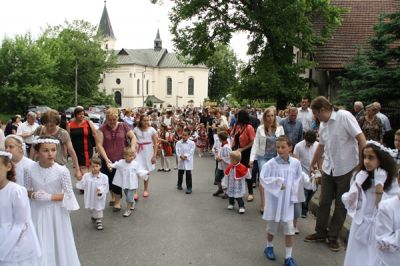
[91,157,102,166]
[304,130,317,143]
[276,135,292,147]
[183,128,191,135]
[217,131,229,141]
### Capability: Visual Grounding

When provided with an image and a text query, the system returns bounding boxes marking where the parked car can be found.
[27,105,52,114]
[64,107,76,120]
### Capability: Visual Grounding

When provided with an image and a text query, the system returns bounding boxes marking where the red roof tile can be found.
[313,0,400,70]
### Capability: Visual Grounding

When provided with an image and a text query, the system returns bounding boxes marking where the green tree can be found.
[170,0,344,108]
[339,13,400,107]
[38,20,115,104]
[207,44,239,101]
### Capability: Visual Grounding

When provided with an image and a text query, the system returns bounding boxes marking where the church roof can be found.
[145,95,164,103]
[98,4,116,40]
[115,48,208,69]
[313,0,400,70]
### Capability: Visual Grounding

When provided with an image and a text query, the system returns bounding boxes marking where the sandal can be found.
[96,220,104,230]
[134,193,139,201]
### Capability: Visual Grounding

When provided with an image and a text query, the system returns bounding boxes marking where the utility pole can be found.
[75,61,78,106]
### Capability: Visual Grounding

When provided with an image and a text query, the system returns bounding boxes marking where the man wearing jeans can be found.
[304,96,366,252]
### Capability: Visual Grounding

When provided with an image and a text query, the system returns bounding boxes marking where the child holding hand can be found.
[76,157,109,230]
[108,147,149,217]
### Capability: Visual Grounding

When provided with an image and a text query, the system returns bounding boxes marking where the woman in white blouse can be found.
[250,107,285,213]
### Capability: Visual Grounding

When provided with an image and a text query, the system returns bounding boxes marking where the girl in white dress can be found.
[133,115,158,198]
[76,157,109,230]
[108,147,149,217]
[24,136,81,266]
[342,141,397,266]
[0,151,41,266]
[4,135,34,186]
[374,185,400,266]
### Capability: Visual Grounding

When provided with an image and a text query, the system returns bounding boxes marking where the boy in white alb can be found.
[76,157,109,230]
[260,135,302,266]
[176,128,196,194]
[293,130,319,220]
[213,131,231,196]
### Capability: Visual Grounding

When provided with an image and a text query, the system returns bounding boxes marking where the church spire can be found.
[154,28,162,51]
[97,0,116,40]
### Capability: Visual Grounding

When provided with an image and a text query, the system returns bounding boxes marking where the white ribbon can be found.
[366,140,396,157]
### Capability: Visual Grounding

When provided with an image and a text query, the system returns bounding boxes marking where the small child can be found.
[342,141,397,266]
[76,157,109,230]
[224,150,251,214]
[108,147,149,217]
[0,151,41,265]
[213,131,232,197]
[374,170,400,266]
[175,128,196,194]
[260,135,302,266]
[195,123,207,157]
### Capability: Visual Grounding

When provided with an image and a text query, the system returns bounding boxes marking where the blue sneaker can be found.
[284,257,297,266]
[263,246,276,261]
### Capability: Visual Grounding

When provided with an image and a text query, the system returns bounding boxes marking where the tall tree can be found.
[339,13,400,107]
[207,44,240,101]
[169,0,344,108]
[38,20,115,101]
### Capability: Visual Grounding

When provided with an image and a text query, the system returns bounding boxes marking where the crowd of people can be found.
[0,96,399,266]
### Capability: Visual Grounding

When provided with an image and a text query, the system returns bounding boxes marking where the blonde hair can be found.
[263,107,277,133]
[106,107,119,120]
[123,147,135,157]
[230,150,242,161]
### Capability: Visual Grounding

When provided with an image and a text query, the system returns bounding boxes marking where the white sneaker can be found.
[227,204,234,210]
[123,209,132,217]
[239,207,246,214]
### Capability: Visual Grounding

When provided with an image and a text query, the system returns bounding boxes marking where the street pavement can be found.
[70,155,345,266]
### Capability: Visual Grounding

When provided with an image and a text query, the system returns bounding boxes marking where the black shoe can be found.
[112,207,121,212]
[213,189,224,197]
[221,193,228,199]
[177,185,183,190]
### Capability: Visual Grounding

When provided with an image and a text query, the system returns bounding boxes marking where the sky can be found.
[0,0,249,61]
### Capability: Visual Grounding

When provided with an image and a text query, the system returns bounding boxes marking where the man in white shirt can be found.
[304,96,366,252]
[297,97,314,133]
[16,111,39,155]
[373,102,392,132]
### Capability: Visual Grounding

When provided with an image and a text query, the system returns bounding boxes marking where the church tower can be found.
[154,29,162,51]
[97,1,116,51]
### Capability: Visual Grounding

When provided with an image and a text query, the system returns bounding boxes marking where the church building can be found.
[97,3,209,108]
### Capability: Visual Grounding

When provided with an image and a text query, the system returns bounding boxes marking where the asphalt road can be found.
[70,155,345,266]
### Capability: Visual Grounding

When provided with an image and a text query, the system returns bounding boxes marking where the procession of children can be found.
[1,101,400,266]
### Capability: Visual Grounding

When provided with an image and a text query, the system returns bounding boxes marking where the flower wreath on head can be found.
[366,140,396,157]
[33,137,60,145]
[0,151,12,159]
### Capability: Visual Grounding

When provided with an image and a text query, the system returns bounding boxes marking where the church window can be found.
[137,79,140,95]
[188,78,194,95]
[167,77,172,95]
[116,78,121,85]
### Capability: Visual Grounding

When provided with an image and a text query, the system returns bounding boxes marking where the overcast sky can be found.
[0,0,249,61]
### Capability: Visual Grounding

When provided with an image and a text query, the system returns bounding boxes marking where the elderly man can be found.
[373,102,392,133]
[280,106,303,147]
[16,111,39,155]
[304,96,366,252]
[353,101,364,120]
[297,97,314,133]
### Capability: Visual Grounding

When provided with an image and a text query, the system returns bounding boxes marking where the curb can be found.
[308,190,351,244]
